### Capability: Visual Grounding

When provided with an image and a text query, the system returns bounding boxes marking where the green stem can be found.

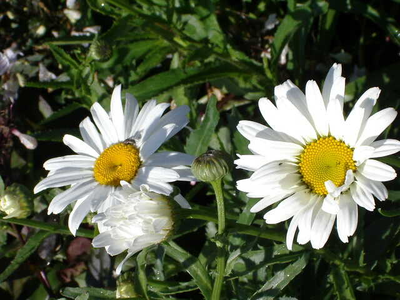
[210,179,226,300]
[0,217,94,238]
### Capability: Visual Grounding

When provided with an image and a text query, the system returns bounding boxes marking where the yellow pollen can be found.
[298,136,356,195]
[93,143,141,186]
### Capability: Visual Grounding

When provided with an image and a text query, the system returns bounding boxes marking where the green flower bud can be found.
[0,184,33,219]
[116,273,140,299]
[88,40,112,61]
[191,150,232,182]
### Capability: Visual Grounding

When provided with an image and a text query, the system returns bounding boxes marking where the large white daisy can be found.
[235,64,400,249]
[92,183,174,275]
[34,85,194,235]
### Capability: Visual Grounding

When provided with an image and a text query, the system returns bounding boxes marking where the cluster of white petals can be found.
[92,184,174,274]
[236,63,400,249]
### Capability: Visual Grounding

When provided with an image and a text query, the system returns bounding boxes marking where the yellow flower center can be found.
[93,142,141,186]
[298,137,356,195]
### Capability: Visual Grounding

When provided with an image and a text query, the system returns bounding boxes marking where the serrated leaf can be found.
[331,265,356,300]
[250,253,309,300]
[40,103,84,125]
[61,287,116,299]
[163,241,212,300]
[48,44,80,71]
[185,96,219,156]
[0,230,52,282]
[131,45,171,81]
[32,128,80,142]
[135,247,150,300]
[149,279,198,295]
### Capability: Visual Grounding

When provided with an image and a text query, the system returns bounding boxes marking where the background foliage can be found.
[0,0,399,299]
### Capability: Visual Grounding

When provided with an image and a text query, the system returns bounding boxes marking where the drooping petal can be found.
[336,193,358,243]
[310,208,335,249]
[34,169,94,193]
[355,173,388,201]
[350,181,375,211]
[68,195,93,236]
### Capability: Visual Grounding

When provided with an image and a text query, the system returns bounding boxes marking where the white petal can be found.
[286,212,301,250]
[155,105,190,142]
[276,97,317,143]
[250,161,298,181]
[34,169,94,193]
[350,182,375,211]
[174,194,191,209]
[355,173,388,201]
[90,102,119,145]
[275,80,310,121]
[90,185,112,212]
[138,103,170,145]
[263,191,310,224]
[297,196,319,245]
[305,80,329,136]
[322,195,339,214]
[258,98,281,131]
[353,146,375,165]
[250,190,293,213]
[343,87,380,146]
[145,152,195,167]
[44,155,95,171]
[140,124,177,161]
[310,208,335,249]
[237,120,270,141]
[234,154,271,171]
[124,93,139,138]
[110,85,126,141]
[370,139,400,158]
[136,166,179,182]
[68,195,92,235]
[63,134,99,158]
[336,193,358,243]
[356,107,397,147]
[358,159,396,182]
[79,117,105,153]
[48,179,97,214]
[129,100,157,138]
[248,138,303,160]
[322,63,343,107]
[326,97,345,139]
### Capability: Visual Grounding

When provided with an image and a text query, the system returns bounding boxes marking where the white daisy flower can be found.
[235,63,400,250]
[92,184,175,275]
[34,85,194,235]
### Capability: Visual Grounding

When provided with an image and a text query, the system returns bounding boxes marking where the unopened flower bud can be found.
[89,40,112,61]
[0,184,33,219]
[191,150,232,182]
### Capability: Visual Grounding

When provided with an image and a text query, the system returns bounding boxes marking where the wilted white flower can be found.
[38,96,54,118]
[39,63,57,82]
[92,184,175,274]
[34,85,194,235]
[264,14,279,31]
[235,63,400,250]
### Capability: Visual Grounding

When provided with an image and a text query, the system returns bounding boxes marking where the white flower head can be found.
[92,184,175,274]
[34,85,195,235]
[235,63,400,250]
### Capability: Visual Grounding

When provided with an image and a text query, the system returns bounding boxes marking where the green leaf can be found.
[131,45,171,81]
[250,253,309,300]
[0,230,52,282]
[185,96,219,156]
[32,128,80,142]
[388,190,400,202]
[61,287,116,299]
[25,81,74,90]
[148,279,198,295]
[378,208,400,217]
[135,248,150,300]
[0,217,94,238]
[40,103,84,125]
[47,44,80,71]
[236,196,260,226]
[163,241,212,300]
[128,63,252,100]
[0,176,4,197]
[331,265,356,300]
[271,5,312,67]
[45,36,94,45]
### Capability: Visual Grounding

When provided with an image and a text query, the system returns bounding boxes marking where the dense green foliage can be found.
[0,0,399,299]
